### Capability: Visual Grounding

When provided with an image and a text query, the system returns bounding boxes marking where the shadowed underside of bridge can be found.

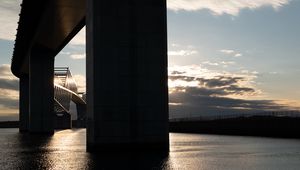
[12,0,169,151]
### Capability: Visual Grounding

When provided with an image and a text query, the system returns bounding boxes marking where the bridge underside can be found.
[13,0,169,151]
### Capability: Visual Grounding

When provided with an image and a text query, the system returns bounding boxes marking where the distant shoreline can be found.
[170,115,300,139]
[2,116,300,139]
[0,120,85,128]
[0,121,18,128]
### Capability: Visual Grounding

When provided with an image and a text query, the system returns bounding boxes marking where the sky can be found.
[0,0,300,120]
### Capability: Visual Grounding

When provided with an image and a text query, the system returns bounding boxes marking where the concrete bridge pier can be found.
[29,46,54,134]
[19,76,29,132]
[86,0,169,151]
[76,104,87,128]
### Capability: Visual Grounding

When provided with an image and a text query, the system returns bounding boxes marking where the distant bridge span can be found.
[12,0,169,152]
[53,67,86,129]
[55,84,86,105]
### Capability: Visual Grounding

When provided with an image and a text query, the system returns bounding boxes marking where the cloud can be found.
[168,50,198,56]
[168,65,289,118]
[0,64,13,77]
[234,53,243,57]
[0,109,18,121]
[276,99,300,110]
[60,51,71,55]
[168,43,199,57]
[0,78,18,91]
[203,76,243,88]
[167,0,290,16]
[0,64,19,115]
[73,74,86,92]
[69,27,85,45]
[220,61,236,68]
[169,74,257,97]
[220,49,243,58]
[171,70,186,75]
[0,93,18,109]
[171,43,180,47]
[220,49,235,54]
[241,70,259,75]
[0,0,21,40]
[202,61,236,67]
[202,61,219,66]
[0,64,18,80]
[70,53,86,60]
[169,90,286,118]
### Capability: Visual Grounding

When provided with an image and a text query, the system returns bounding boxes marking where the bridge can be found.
[54,67,86,129]
[12,0,169,151]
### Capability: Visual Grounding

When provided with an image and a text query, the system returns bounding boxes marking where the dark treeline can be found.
[170,116,300,138]
[0,121,18,128]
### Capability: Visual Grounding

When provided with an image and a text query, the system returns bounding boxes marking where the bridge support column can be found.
[19,76,29,132]
[86,0,169,151]
[29,47,54,134]
[76,104,86,128]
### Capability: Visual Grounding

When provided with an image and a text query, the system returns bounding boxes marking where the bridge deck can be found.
[12,0,85,77]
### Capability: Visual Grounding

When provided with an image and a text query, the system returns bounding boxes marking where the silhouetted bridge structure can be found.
[54,67,86,129]
[12,0,169,151]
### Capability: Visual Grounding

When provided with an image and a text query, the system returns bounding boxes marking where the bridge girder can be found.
[12,0,85,77]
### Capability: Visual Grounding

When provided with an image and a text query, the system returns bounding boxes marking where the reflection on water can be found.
[0,129,300,170]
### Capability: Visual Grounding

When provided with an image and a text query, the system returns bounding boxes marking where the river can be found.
[0,128,299,170]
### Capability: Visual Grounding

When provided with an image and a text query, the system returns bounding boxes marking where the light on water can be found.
[0,129,300,170]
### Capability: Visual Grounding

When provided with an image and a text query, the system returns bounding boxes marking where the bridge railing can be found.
[54,67,78,93]
[54,84,72,112]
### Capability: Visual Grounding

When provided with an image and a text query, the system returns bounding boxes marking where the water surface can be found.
[0,128,299,169]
